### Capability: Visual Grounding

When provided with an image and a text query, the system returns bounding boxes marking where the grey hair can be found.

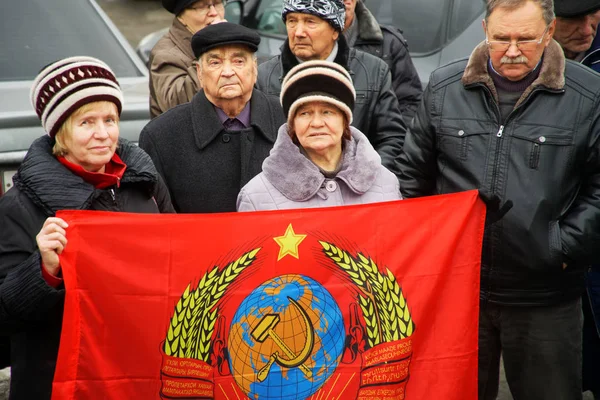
[485,0,555,25]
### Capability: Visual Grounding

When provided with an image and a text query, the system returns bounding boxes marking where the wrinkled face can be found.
[178,0,225,33]
[286,12,340,61]
[484,1,555,81]
[63,102,119,173]
[293,101,345,154]
[197,45,258,104]
[554,11,600,59]
[344,0,358,29]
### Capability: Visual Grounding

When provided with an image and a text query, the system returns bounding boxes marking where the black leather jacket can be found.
[257,36,407,177]
[351,1,422,126]
[399,40,600,306]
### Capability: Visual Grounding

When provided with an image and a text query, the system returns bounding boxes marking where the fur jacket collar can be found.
[462,39,565,107]
[262,125,382,201]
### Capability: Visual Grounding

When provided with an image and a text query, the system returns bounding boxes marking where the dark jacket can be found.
[149,17,199,118]
[139,89,285,213]
[581,32,600,333]
[0,136,174,400]
[398,40,600,306]
[256,35,407,177]
[582,32,600,74]
[350,1,422,126]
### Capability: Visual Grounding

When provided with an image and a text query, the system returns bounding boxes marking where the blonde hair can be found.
[53,101,119,156]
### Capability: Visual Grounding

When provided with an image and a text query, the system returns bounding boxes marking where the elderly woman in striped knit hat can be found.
[0,56,173,399]
[237,60,400,211]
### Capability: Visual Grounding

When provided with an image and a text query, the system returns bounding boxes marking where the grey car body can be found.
[137,0,486,86]
[0,0,150,195]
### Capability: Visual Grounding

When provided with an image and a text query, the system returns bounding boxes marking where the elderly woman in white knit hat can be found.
[237,60,400,211]
[0,56,174,399]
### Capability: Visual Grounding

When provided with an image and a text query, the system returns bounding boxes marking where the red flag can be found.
[53,190,485,400]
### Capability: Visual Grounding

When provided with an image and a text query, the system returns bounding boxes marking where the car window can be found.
[363,0,483,54]
[450,0,486,41]
[0,0,143,81]
[252,0,286,36]
[362,0,449,54]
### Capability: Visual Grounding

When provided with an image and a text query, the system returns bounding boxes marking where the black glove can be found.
[478,189,513,226]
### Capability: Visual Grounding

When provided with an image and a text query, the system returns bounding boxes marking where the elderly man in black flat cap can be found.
[149,0,226,118]
[140,22,285,213]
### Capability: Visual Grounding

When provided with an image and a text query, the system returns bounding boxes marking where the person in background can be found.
[553,0,600,71]
[342,0,422,126]
[141,23,285,213]
[0,56,174,399]
[256,0,406,178]
[238,60,400,211]
[149,0,226,118]
[398,0,600,398]
[554,1,600,398]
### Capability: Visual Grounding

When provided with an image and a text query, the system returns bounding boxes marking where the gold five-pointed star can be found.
[273,224,307,261]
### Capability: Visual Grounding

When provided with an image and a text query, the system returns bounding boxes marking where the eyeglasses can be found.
[188,0,226,13]
[485,24,550,52]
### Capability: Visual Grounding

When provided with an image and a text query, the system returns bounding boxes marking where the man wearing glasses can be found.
[398,1,600,399]
[149,0,226,118]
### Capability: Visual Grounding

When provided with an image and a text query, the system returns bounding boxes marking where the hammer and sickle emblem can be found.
[251,297,315,382]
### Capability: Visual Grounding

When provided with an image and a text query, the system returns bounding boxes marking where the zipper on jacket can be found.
[473,83,563,302]
[496,125,504,137]
[110,188,116,204]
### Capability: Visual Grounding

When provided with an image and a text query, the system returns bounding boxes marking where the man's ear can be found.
[545,19,557,47]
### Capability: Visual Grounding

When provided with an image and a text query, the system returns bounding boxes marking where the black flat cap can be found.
[554,0,600,17]
[162,0,197,15]
[191,22,261,58]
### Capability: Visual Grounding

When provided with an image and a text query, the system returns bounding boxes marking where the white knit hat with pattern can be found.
[30,56,123,138]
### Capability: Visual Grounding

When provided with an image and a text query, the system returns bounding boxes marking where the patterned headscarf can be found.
[282,0,346,32]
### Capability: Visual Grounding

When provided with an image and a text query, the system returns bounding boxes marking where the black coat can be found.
[139,89,285,213]
[0,136,174,400]
[399,40,600,306]
[257,36,407,178]
[351,1,422,126]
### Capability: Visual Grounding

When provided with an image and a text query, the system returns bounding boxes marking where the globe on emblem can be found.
[228,274,345,399]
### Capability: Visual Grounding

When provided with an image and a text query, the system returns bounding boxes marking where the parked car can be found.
[136,0,486,85]
[0,0,151,196]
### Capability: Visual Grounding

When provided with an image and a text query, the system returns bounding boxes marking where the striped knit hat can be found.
[280,60,356,124]
[30,56,123,138]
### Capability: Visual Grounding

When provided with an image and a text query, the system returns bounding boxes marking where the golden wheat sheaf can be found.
[164,248,261,361]
[319,241,414,348]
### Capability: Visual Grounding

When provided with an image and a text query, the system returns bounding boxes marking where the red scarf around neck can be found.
[58,153,127,189]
